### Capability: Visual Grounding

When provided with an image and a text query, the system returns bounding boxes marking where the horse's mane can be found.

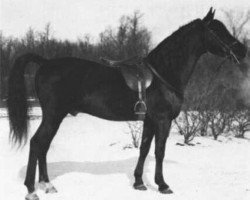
[148,19,202,59]
[146,19,203,90]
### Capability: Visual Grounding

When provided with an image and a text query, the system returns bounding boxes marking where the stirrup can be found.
[134,100,147,115]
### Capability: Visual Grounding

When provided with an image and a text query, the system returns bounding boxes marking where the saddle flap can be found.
[120,63,153,91]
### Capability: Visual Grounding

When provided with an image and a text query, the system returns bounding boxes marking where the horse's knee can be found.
[139,142,150,155]
[155,146,165,160]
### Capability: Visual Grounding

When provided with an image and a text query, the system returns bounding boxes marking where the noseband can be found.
[204,25,240,64]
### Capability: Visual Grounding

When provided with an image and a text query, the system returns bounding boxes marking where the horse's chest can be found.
[147,87,182,119]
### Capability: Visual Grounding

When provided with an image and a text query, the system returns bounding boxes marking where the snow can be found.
[0,107,250,200]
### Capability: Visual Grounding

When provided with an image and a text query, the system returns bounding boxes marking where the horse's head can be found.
[202,7,247,63]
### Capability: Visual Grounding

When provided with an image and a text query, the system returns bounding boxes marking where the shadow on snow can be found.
[19,155,178,190]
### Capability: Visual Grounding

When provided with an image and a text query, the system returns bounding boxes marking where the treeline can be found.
[0,11,151,100]
[1,11,250,141]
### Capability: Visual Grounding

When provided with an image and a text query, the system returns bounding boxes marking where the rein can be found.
[144,59,183,97]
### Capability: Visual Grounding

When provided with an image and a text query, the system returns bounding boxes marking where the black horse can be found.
[7,8,246,200]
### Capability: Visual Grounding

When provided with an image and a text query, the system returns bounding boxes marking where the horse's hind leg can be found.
[37,112,66,193]
[134,117,155,190]
[24,110,66,200]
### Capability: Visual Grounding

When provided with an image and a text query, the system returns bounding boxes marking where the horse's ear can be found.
[203,7,215,25]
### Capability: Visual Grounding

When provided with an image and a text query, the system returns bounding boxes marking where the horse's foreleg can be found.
[154,119,173,194]
[133,117,155,190]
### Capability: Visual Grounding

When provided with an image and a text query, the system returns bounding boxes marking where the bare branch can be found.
[222,9,250,40]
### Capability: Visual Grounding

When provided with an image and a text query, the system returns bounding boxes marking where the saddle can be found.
[100,56,153,119]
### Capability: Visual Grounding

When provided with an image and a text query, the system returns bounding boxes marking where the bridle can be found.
[204,24,240,64]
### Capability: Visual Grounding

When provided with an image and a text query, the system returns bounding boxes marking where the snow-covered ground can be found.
[0,107,250,200]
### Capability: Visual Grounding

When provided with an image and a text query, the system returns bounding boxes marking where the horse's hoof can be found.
[159,186,173,194]
[133,183,147,191]
[25,192,39,200]
[45,185,58,194]
[39,181,58,193]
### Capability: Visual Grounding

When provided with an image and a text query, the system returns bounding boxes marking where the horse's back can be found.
[36,57,120,89]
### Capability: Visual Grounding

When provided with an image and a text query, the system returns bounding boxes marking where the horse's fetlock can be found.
[134,171,142,178]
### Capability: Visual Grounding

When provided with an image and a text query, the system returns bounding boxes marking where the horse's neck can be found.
[148,30,205,92]
[179,40,205,87]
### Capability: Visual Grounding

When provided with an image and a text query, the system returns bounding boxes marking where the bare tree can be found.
[223,9,250,41]
[232,110,250,138]
[126,11,151,57]
[98,11,151,59]
[38,23,54,57]
[174,111,202,145]
[127,121,143,148]
[24,28,36,50]
[208,111,233,140]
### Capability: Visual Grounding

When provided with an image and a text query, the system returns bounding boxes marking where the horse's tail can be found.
[7,53,46,146]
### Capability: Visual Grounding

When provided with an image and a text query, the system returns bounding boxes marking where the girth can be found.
[100,56,153,120]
